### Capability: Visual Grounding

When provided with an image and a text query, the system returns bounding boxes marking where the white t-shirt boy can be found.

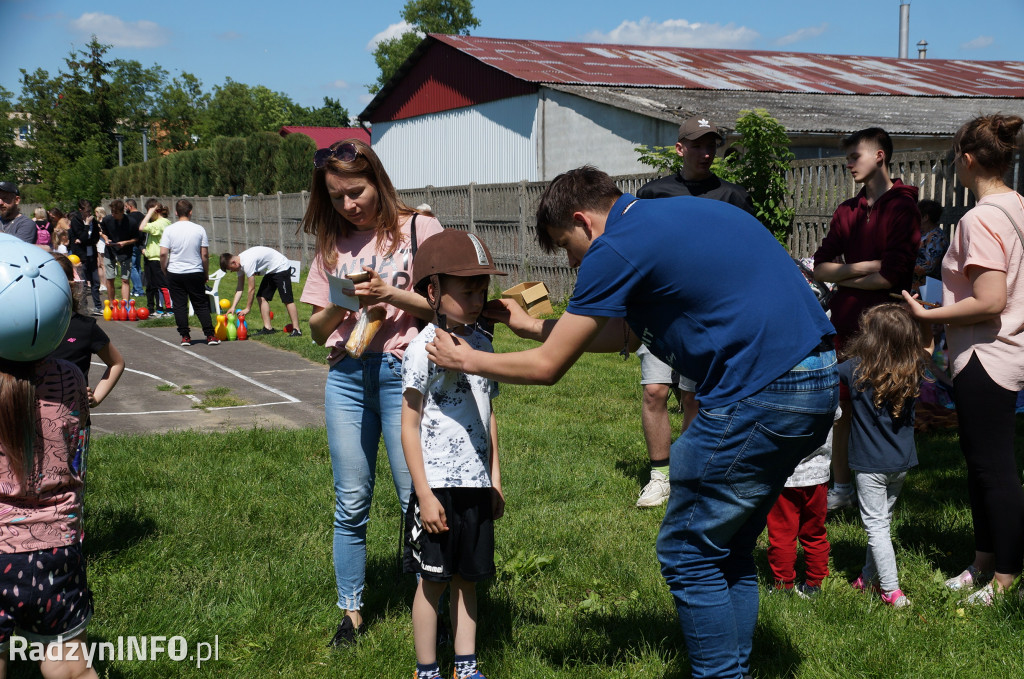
[402,323,499,488]
[239,246,290,277]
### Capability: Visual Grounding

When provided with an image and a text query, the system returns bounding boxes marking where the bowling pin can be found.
[103,300,112,321]
[128,299,137,321]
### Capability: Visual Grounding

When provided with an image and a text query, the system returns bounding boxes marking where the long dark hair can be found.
[299,138,415,271]
[0,359,35,485]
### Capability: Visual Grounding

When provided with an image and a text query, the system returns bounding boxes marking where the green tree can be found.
[294,97,351,128]
[714,109,796,243]
[370,0,480,93]
[275,133,317,193]
[153,72,209,153]
[0,87,21,180]
[197,79,304,141]
[56,139,108,205]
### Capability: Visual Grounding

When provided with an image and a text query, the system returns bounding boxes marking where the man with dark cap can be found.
[630,116,756,508]
[0,182,37,244]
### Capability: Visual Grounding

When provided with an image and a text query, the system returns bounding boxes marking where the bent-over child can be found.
[841,303,926,608]
[401,230,507,679]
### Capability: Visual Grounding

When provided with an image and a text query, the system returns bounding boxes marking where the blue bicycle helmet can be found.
[0,234,72,361]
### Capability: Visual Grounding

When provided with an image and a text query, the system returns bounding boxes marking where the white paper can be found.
[327,273,360,312]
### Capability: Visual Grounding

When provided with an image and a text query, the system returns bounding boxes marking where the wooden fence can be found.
[107,149,1022,303]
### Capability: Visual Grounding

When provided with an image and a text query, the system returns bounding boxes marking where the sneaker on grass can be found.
[795,582,821,599]
[327,616,362,648]
[636,468,669,508]
[880,588,911,608]
[945,564,993,591]
[255,327,278,335]
[289,328,302,337]
[826,486,856,511]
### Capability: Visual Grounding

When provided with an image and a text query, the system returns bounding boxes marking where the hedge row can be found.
[108,132,317,197]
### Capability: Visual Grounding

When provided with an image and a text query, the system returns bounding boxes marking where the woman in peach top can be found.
[904,114,1024,604]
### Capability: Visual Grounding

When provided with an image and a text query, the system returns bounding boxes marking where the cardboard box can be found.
[502,281,554,318]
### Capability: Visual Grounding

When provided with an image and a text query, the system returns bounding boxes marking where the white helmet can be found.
[0,234,72,361]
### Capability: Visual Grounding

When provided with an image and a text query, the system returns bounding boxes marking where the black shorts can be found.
[0,543,93,651]
[403,488,495,582]
[256,270,294,304]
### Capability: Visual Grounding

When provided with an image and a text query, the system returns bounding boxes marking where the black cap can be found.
[0,182,18,196]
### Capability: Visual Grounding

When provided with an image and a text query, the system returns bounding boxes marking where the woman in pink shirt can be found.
[904,114,1024,604]
[299,139,443,646]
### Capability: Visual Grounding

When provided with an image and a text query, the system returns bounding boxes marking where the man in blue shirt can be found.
[427,166,838,679]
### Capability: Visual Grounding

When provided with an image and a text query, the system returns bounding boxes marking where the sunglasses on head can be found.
[313,142,359,168]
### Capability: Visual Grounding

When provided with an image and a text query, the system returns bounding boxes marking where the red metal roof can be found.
[278,126,370,148]
[429,34,1024,98]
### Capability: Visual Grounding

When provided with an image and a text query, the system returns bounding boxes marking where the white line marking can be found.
[92,362,203,404]
[89,400,300,416]
[128,327,301,403]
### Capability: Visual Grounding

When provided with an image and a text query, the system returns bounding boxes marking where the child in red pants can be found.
[767,417,837,597]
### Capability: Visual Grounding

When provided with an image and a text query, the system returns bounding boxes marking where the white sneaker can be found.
[826,486,856,510]
[945,564,992,591]
[636,469,670,508]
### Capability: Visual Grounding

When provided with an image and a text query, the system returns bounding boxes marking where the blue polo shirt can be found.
[567,193,835,408]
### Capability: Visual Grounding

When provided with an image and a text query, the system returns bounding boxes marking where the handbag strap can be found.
[980,198,1024,251]
[410,213,418,258]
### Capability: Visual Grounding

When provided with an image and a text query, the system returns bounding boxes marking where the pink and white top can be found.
[942,190,1024,390]
[301,214,443,365]
[0,359,88,553]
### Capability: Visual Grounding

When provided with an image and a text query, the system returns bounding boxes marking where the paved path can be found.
[87,320,327,436]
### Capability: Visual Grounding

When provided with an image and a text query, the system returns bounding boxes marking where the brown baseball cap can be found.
[678,115,724,142]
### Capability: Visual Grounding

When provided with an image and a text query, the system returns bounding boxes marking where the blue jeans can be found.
[656,347,838,679]
[325,353,411,612]
[130,245,143,295]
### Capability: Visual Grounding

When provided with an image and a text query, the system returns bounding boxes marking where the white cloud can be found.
[358,92,376,106]
[327,80,349,90]
[776,23,828,47]
[69,12,167,48]
[584,17,758,49]
[366,21,421,51]
[961,35,994,50]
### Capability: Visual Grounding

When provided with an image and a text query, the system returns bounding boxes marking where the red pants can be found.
[766,484,830,587]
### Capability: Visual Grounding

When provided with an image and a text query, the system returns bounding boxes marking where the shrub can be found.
[211,136,246,195]
[243,131,281,195]
[275,133,316,193]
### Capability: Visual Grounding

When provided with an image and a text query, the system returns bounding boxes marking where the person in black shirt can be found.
[99,199,138,304]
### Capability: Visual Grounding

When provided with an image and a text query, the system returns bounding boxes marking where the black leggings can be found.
[953,352,1024,574]
[143,258,167,312]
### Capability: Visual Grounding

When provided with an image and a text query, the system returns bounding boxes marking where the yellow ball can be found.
[219,298,230,310]
[67,254,81,265]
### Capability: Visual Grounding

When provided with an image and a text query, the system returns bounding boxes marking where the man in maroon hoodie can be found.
[813,127,920,511]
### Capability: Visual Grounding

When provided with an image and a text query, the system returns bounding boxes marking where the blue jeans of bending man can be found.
[657,347,838,679]
[325,352,411,612]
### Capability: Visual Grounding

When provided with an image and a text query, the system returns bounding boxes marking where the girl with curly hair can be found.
[841,303,928,608]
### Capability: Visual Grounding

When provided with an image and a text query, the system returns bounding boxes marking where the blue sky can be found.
[2,0,1022,120]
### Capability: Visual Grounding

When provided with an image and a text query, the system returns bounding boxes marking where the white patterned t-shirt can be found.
[402,324,499,488]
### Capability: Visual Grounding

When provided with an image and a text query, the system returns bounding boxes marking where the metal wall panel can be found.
[372,95,540,189]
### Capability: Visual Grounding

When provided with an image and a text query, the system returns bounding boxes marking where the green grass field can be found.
[46,270,1024,678]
